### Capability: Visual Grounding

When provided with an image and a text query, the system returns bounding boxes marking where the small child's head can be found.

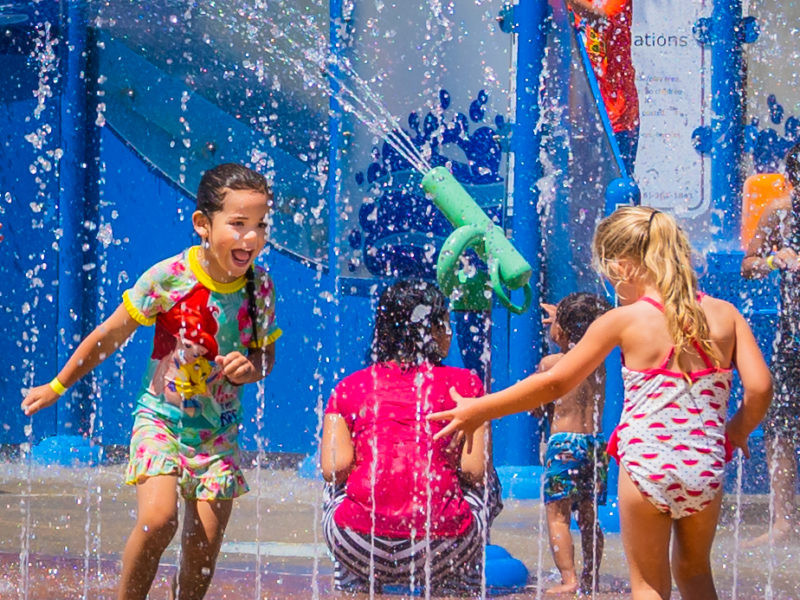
[370,279,451,366]
[592,206,714,368]
[551,292,611,349]
[192,163,272,281]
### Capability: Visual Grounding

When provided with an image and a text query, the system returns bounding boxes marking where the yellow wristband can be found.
[766,255,777,271]
[49,377,68,396]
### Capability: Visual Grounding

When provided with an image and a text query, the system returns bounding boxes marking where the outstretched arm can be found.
[21,303,140,416]
[726,310,772,457]
[429,310,623,440]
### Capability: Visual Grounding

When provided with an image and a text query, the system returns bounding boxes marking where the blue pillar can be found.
[710,0,745,247]
[321,0,346,408]
[491,0,549,466]
[56,0,91,438]
[31,0,103,465]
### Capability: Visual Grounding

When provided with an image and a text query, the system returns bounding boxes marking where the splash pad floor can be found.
[1,463,798,599]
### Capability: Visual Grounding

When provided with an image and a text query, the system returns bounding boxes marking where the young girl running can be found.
[320,280,502,594]
[430,206,772,600]
[21,163,281,600]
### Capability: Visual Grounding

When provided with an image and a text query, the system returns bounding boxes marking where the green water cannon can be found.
[421,166,533,314]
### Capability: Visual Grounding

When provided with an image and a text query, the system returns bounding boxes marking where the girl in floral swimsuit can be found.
[431,206,772,600]
[21,164,281,600]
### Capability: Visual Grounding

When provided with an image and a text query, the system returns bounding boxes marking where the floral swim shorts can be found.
[125,408,249,500]
[544,432,608,507]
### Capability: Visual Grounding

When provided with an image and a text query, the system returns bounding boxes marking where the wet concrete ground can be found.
[1,463,798,599]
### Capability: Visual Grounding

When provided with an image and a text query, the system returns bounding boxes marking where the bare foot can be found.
[546,581,579,595]
[742,523,794,548]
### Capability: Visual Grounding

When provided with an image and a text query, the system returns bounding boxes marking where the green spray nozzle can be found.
[422,166,533,314]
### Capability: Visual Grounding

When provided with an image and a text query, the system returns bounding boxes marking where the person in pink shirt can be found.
[320,280,501,594]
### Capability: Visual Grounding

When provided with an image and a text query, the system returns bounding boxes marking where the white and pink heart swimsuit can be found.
[607,297,733,519]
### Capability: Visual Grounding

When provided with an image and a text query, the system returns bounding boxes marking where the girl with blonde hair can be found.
[430,206,772,599]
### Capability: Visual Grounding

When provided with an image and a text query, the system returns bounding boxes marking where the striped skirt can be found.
[322,472,503,593]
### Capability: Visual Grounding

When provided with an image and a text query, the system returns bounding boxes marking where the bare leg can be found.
[618,468,672,600]
[117,475,180,600]
[575,497,604,593]
[545,499,579,594]
[745,435,797,547]
[174,498,233,600]
[670,491,722,600]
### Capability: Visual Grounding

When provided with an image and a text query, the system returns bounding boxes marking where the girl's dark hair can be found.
[370,279,449,366]
[556,292,611,346]
[197,163,270,349]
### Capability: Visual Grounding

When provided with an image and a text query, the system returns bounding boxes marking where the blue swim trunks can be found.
[544,432,608,506]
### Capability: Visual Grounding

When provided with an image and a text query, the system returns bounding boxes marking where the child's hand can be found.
[726,421,751,459]
[215,352,256,385]
[541,303,557,326]
[20,385,60,416]
[428,387,485,451]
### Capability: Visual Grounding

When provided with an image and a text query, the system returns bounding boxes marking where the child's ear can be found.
[551,322,566,346]
[607,259,631,282]
[192,210,210,239]
[617,258,640,281]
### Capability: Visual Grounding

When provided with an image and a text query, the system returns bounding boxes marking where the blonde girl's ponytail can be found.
[643,211,717,371]
[593,207,717,374]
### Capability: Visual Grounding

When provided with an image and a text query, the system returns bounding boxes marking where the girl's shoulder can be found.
[698,293,739,329]
[334,364,384,391]
[142,248,192,276]
[697,292,737,316]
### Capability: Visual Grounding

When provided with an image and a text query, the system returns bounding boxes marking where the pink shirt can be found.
[325,362,484,538]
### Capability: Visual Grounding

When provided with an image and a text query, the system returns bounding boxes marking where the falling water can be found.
[731,451,744,600]
[10,0,800,598]
[765,437,778,600]
[309,263,330,600]
[230,4,433,177]
[590,375,602,600]
[19,421,33,600]
[534,432,546,600]
[418,368,433,599]
[254,377,266,600]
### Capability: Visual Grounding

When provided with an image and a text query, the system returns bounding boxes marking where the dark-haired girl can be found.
[320,279,501,594]
[22,163,281,600]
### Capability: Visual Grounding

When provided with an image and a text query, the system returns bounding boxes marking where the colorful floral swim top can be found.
[123,246,281,432]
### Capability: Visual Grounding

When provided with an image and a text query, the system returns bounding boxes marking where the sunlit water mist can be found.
[5,0,800,598]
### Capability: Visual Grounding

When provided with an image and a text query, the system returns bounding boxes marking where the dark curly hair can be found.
[196,163,270,349]
[556,292,611,346]
[369,280,450,366]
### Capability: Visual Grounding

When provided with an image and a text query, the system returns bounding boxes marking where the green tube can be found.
[422,166,494,230]
[422,166,532,291]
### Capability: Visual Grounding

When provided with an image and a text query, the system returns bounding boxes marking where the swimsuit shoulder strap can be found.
[639,296,664,311]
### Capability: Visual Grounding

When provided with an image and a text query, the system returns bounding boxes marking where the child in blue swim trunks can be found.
[535,292,610,594]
